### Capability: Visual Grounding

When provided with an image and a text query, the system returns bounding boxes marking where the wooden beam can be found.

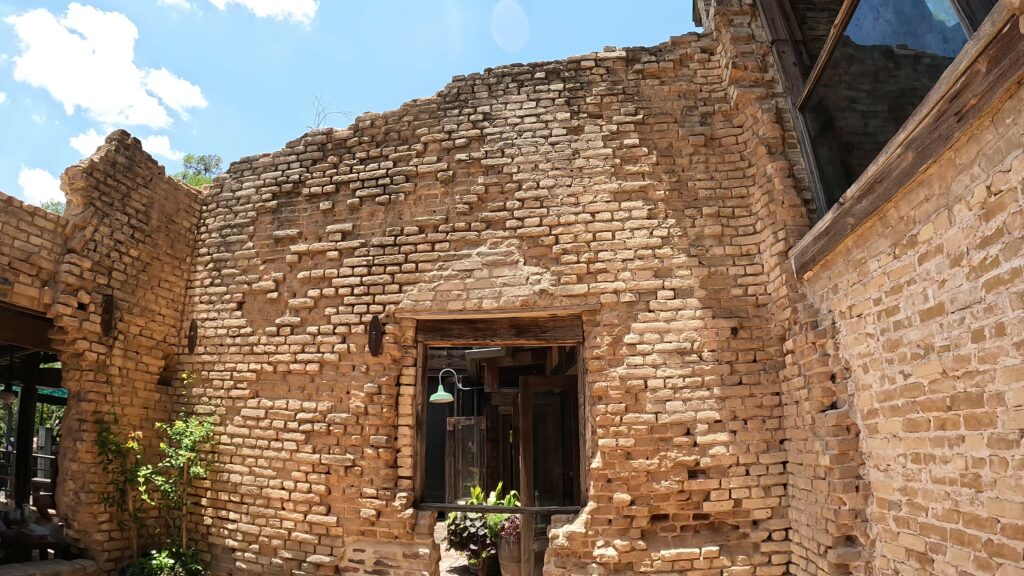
[795,0,860,110]
[416,503,581,515]
[791,3,1024,276]
[14,381,37,508]
[413,342,428,505]
[395,304,598,320]
[416,316,584,346]
[0,305,54,352]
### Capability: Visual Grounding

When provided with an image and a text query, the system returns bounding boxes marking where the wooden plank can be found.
[416,503,581,514]
[395,304,598,320]
[795,0,860,110]
[417,316,583,346]
[791,4,1024,276]
[577,345,589,505]
[484,359,499,393]
[14,382,37,508]
[0,305,54,352]
[519,383,535,576]
[413,342,428,505]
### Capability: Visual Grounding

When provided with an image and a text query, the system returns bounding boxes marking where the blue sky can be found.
[0,0,696,206]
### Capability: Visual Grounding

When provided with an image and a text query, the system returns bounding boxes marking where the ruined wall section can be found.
[49,130,203,570]
[184,30,794,576]
[0,191,65,313]
[799,52,1024,576]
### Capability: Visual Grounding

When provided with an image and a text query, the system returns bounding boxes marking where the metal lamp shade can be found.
[429,383,454,404]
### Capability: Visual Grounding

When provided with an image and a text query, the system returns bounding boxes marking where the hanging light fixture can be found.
[429,368,457,404]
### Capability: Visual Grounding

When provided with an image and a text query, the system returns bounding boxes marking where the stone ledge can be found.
[0,560,99,576]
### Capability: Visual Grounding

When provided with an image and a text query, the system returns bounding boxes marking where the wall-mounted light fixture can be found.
[368,315,384,357]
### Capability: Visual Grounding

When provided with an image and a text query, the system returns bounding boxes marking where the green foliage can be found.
[97,419,146,559]
[484,484,520,541]
[173,154,222,188]
[139,415,215,548]
[126,546,203,576]
[445,483,520,564]
[39,200,65,215]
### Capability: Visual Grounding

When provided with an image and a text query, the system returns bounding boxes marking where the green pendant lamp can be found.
[429,382,454,404]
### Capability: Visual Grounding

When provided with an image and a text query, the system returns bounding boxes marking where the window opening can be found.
[780,0,995,218]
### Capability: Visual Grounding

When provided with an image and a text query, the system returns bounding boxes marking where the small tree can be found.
[97,420,146,560]
[139,414,215,548]
[40,200,65,215]
[173,154,222,188]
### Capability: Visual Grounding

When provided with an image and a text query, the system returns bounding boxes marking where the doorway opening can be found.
[0,304,70,562]
[413,314,586,576]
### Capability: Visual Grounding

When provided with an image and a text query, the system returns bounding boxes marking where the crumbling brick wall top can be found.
[0,191,65,313]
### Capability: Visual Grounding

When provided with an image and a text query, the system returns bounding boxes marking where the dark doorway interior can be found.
[0,304,70,562]
[422,344,582,575]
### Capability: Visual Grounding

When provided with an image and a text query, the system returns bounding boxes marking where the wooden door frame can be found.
[411,314,588,576]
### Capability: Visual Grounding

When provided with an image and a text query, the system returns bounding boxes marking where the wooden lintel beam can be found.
[0,305,55,352]
[396,304,599,320]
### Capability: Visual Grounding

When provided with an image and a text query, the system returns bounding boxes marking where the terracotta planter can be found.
[497,537,521,576]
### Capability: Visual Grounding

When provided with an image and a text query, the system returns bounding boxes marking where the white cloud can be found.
[209,0,318,24]
[140,134,184,161]
[71,128,183,161]
[0,92,6,104]
[70,128,105,156]
[144,68,206,118]
[157,0,194,8]
[4,3,206,128]
[17,167,64,205]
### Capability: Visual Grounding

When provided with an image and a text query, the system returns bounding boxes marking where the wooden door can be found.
[445,416,485,503]
[518,374,580,576]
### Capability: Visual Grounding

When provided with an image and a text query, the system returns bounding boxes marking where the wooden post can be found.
[14,376,37,510]
[519,383,534,576]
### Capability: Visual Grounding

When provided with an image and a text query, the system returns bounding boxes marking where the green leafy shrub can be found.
[97,419,145,559]
[139,414,215,547]
[126,546,203,576]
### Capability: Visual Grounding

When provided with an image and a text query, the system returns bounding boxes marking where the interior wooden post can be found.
[519,383,535,576]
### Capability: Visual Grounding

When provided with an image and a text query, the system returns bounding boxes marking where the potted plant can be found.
[495,514,522,576]
[445,483,519,575]
[485,487,521,576]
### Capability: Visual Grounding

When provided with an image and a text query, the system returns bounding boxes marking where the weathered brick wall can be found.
[181,7,804,573]
[49,130,203,570]
[796,54,1024,576]
[0,191,64,313]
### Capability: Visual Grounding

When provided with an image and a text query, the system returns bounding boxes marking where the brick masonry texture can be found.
[50,131,203,572]
[795,74,1024,576]
[0,1,1021,575]
[180,2,808,574]
[0,193,64,313]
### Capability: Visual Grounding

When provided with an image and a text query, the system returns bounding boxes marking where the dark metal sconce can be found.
[187,319,198,353]
[368,315,384,357]
[101,294,116,337]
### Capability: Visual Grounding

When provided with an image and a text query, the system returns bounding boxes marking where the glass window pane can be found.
[802,0,968,213]
[790,0,845,63]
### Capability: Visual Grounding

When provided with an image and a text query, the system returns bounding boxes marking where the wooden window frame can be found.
[760,0,996,220]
